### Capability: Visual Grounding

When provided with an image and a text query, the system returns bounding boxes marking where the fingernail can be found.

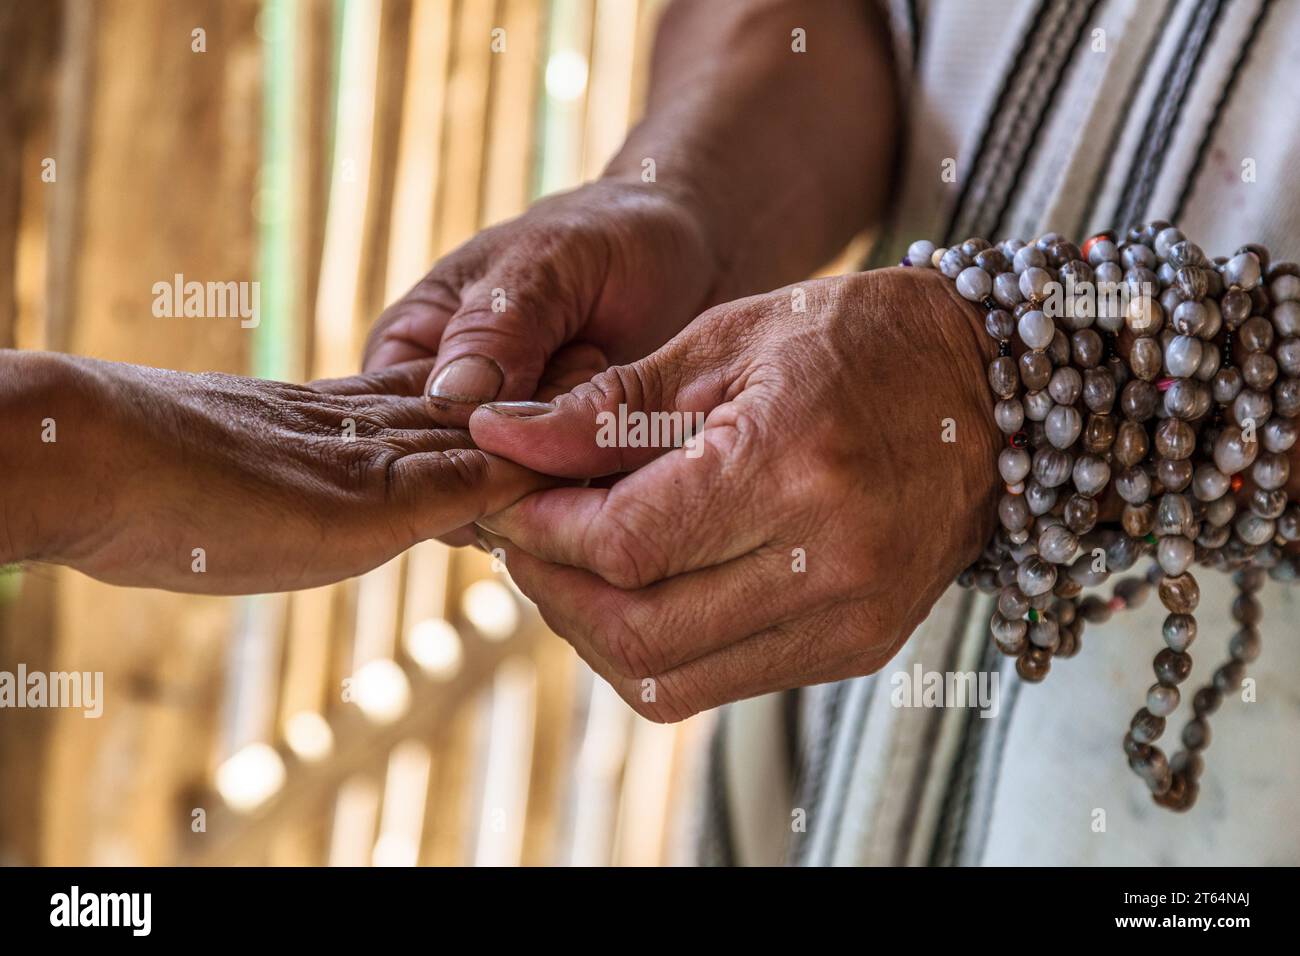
[480,400,554,418]
[428,355,503,405]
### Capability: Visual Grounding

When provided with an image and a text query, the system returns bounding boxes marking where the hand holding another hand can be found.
[6,262,1001,726]
[471,268,1002,720]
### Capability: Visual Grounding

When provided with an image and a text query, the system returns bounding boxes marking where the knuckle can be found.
[380,447,489,515]
[292,403,395,491]
[365,273,462,352]
[441,308,552,372]
[566,364,636,411]
[589,604,660,680]
[693,297,768,349]
[433,447,491,495]
[622,359,665,409]
[587,531,652,590]
[342,409,387,438]
[464,227,600,336]
[406,271,463,314]
[835,600,909,676]
[371,445,409,498]
[694,298,739,329]
[628,672,699,724]
[585,501,671,589]
[707,404,763,470]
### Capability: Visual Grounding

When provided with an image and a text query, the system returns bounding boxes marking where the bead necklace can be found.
[905,222,1300,811]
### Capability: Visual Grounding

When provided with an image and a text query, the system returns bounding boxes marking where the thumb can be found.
[468,335,732,479]
[423,268,573,427]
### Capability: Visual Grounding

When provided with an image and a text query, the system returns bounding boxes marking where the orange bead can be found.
[1081,232,1114,262]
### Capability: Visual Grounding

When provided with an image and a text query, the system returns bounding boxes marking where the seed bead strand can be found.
[906,222,1300,811]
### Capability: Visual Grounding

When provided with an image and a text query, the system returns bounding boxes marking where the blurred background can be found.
[0,0,716,866]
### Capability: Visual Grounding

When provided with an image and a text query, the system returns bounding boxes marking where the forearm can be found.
[603,0,898,302]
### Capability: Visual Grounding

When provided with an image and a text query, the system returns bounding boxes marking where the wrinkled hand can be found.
[363,180,720,425]
[12,353,555,594]
[469,268,1002,721]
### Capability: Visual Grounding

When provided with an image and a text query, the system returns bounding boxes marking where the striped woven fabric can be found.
[703,0,1300,867]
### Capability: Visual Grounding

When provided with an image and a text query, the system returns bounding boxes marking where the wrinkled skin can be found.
[468,267,1002,721]
[4,352,555,593]
[364,180,721,426]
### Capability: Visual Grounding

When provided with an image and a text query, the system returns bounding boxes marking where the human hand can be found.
[362,179,721,425]
[467,267,1002,721]
[3,351,555,593]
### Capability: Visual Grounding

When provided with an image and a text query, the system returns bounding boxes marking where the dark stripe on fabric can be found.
[942,0,1057,245]
[945,639,1009,864]
[802,677,878,866]
[1125,0,1228,226]
[1109,0,1212,229]
[922,588,1026,867]
[906,0,920,70]
[782,687,801,790]
[700,708,737,865]
[789,680,847,865]
[1074,0,1176,238]
[1108,0,1204,230]
[925,635,1000,866]
[1111,0,1227,231]
[958,0,1079,239]
[986,0,1107,238]
[964,660,1024,866]
[926,701,979,864]
[1171,0,1276,223]
[949,0,1073,243]
[888,587,975,864]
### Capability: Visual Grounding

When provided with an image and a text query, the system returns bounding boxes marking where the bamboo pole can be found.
[43,0,262,866]
[582,0,639,179]
[435,0,497,251]
[312,0,383,378]
[384,0,454,296]
[472,657,537,865]
[181,618,540,864]
[481,0,544,227]
[0,4,62,862]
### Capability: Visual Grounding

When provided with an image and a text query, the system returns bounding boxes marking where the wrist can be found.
[867,267,1003,559]
[0,350,111,565]
[927,268,1004,556]
[591,168,732,297]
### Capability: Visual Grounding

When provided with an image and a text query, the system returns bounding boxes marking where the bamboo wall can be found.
[0,0,713,867]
